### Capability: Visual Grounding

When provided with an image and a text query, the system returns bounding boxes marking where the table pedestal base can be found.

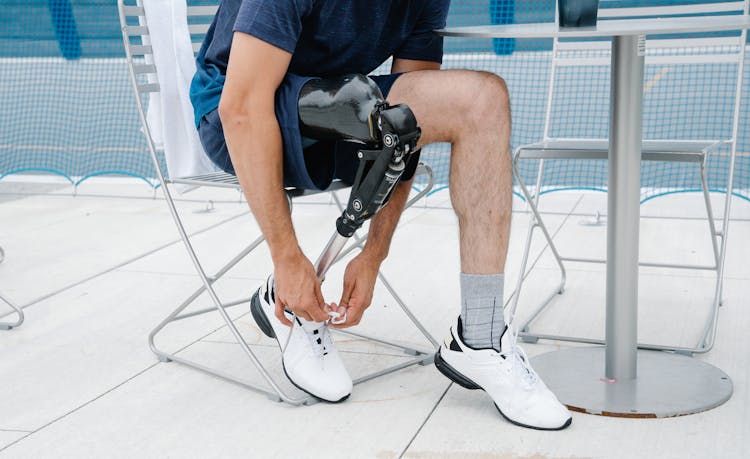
[532,347,732,418]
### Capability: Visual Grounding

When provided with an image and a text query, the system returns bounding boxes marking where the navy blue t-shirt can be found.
[190,0,450,127]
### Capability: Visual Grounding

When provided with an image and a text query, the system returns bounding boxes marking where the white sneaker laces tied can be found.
[499,327,539,386]
[281,313,340,358]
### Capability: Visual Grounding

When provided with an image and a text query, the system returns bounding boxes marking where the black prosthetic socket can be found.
[298,74,385,144]
[298,74,421,238]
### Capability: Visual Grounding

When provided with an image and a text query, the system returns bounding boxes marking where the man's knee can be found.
[471,71,510,121]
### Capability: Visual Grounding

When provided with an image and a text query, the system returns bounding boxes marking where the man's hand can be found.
[273,252,329,325]
[331,252,382,328]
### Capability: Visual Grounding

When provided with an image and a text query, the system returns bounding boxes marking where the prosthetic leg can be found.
[299,74,422,283]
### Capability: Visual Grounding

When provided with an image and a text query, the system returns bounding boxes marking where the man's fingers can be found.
[339,279,354,306]
[307,302,329,323]
[273,291,292,326]
[274,303,292,327]
[314,283,325,308]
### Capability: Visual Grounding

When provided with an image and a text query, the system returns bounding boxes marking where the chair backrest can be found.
[117,0,220,183]
[543,0,749,141]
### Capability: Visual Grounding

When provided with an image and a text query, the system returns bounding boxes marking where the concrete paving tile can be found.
[0,270,252,431]
[0,192,249,304]
[1,345,449,459]
[404,280,750,459]
[0,181,69,204]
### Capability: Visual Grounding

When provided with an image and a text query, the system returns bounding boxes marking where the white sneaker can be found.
[250,276,352,403]
[435,317,572,430]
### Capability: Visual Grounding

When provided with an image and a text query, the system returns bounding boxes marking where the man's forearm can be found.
[360,179,413,262]
[222,109,301,263]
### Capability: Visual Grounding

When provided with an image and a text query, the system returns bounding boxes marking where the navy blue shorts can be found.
[197,73,420,191]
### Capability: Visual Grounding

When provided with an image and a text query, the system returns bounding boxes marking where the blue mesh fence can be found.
[0,0,748,202]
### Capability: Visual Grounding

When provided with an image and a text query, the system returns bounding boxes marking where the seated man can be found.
[190,0,572,430]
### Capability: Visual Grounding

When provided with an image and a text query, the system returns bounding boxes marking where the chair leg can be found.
[148,230,314,405]
[0,291,24,330]
[509,153,567,338]
[694,146,737,354]
[513,152,734,355]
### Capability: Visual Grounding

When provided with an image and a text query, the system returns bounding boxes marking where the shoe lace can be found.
[301,323,332,358]
[496,327,539,386]
[281,319,332,358]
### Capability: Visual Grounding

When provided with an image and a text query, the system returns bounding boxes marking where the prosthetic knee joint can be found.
[299,74,421,238]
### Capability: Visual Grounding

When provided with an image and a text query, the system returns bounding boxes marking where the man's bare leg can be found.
[387,69,513,276]
[387,69,512,350]
[386,70,572,431]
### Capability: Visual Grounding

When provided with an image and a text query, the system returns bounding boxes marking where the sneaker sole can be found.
[282,362,351,404]
[252,290,351,404]
[250,290,276,339]
[434,348,481,390]
[435,349,572,431]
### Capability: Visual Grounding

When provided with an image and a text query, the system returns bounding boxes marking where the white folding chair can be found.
[0,246,24,330]
[509,1,748,355]
[118,0,438,405]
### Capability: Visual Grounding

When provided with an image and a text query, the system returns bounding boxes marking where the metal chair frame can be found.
[118,0,438,405]
[508,1,749,355]
[0,246,24,330]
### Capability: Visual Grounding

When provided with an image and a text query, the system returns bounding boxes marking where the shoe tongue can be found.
[296,316,326,332]
[498,325,512,351]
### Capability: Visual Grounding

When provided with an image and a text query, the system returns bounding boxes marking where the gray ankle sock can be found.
[460,273,505,352]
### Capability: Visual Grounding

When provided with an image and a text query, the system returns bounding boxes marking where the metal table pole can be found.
[530,33,733,417]
[605,34,642,381]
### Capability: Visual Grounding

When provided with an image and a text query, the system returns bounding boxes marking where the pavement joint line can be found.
[0,301,243,453]
[198,338,414,358]
[398,382,452,459]
[0,429,32,433]
[0,210,251,321]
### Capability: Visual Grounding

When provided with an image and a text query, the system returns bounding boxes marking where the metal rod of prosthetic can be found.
[315,232,349,280]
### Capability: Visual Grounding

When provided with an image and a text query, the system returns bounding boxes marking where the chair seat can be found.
[516,139,725,163]
[167,162,431,195]
[168,172,350,196]
[170,171,240,188]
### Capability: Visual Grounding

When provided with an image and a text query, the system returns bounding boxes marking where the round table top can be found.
[437,14,750,39]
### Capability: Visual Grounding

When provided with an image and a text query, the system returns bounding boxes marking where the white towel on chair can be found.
[142,0,216,191]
